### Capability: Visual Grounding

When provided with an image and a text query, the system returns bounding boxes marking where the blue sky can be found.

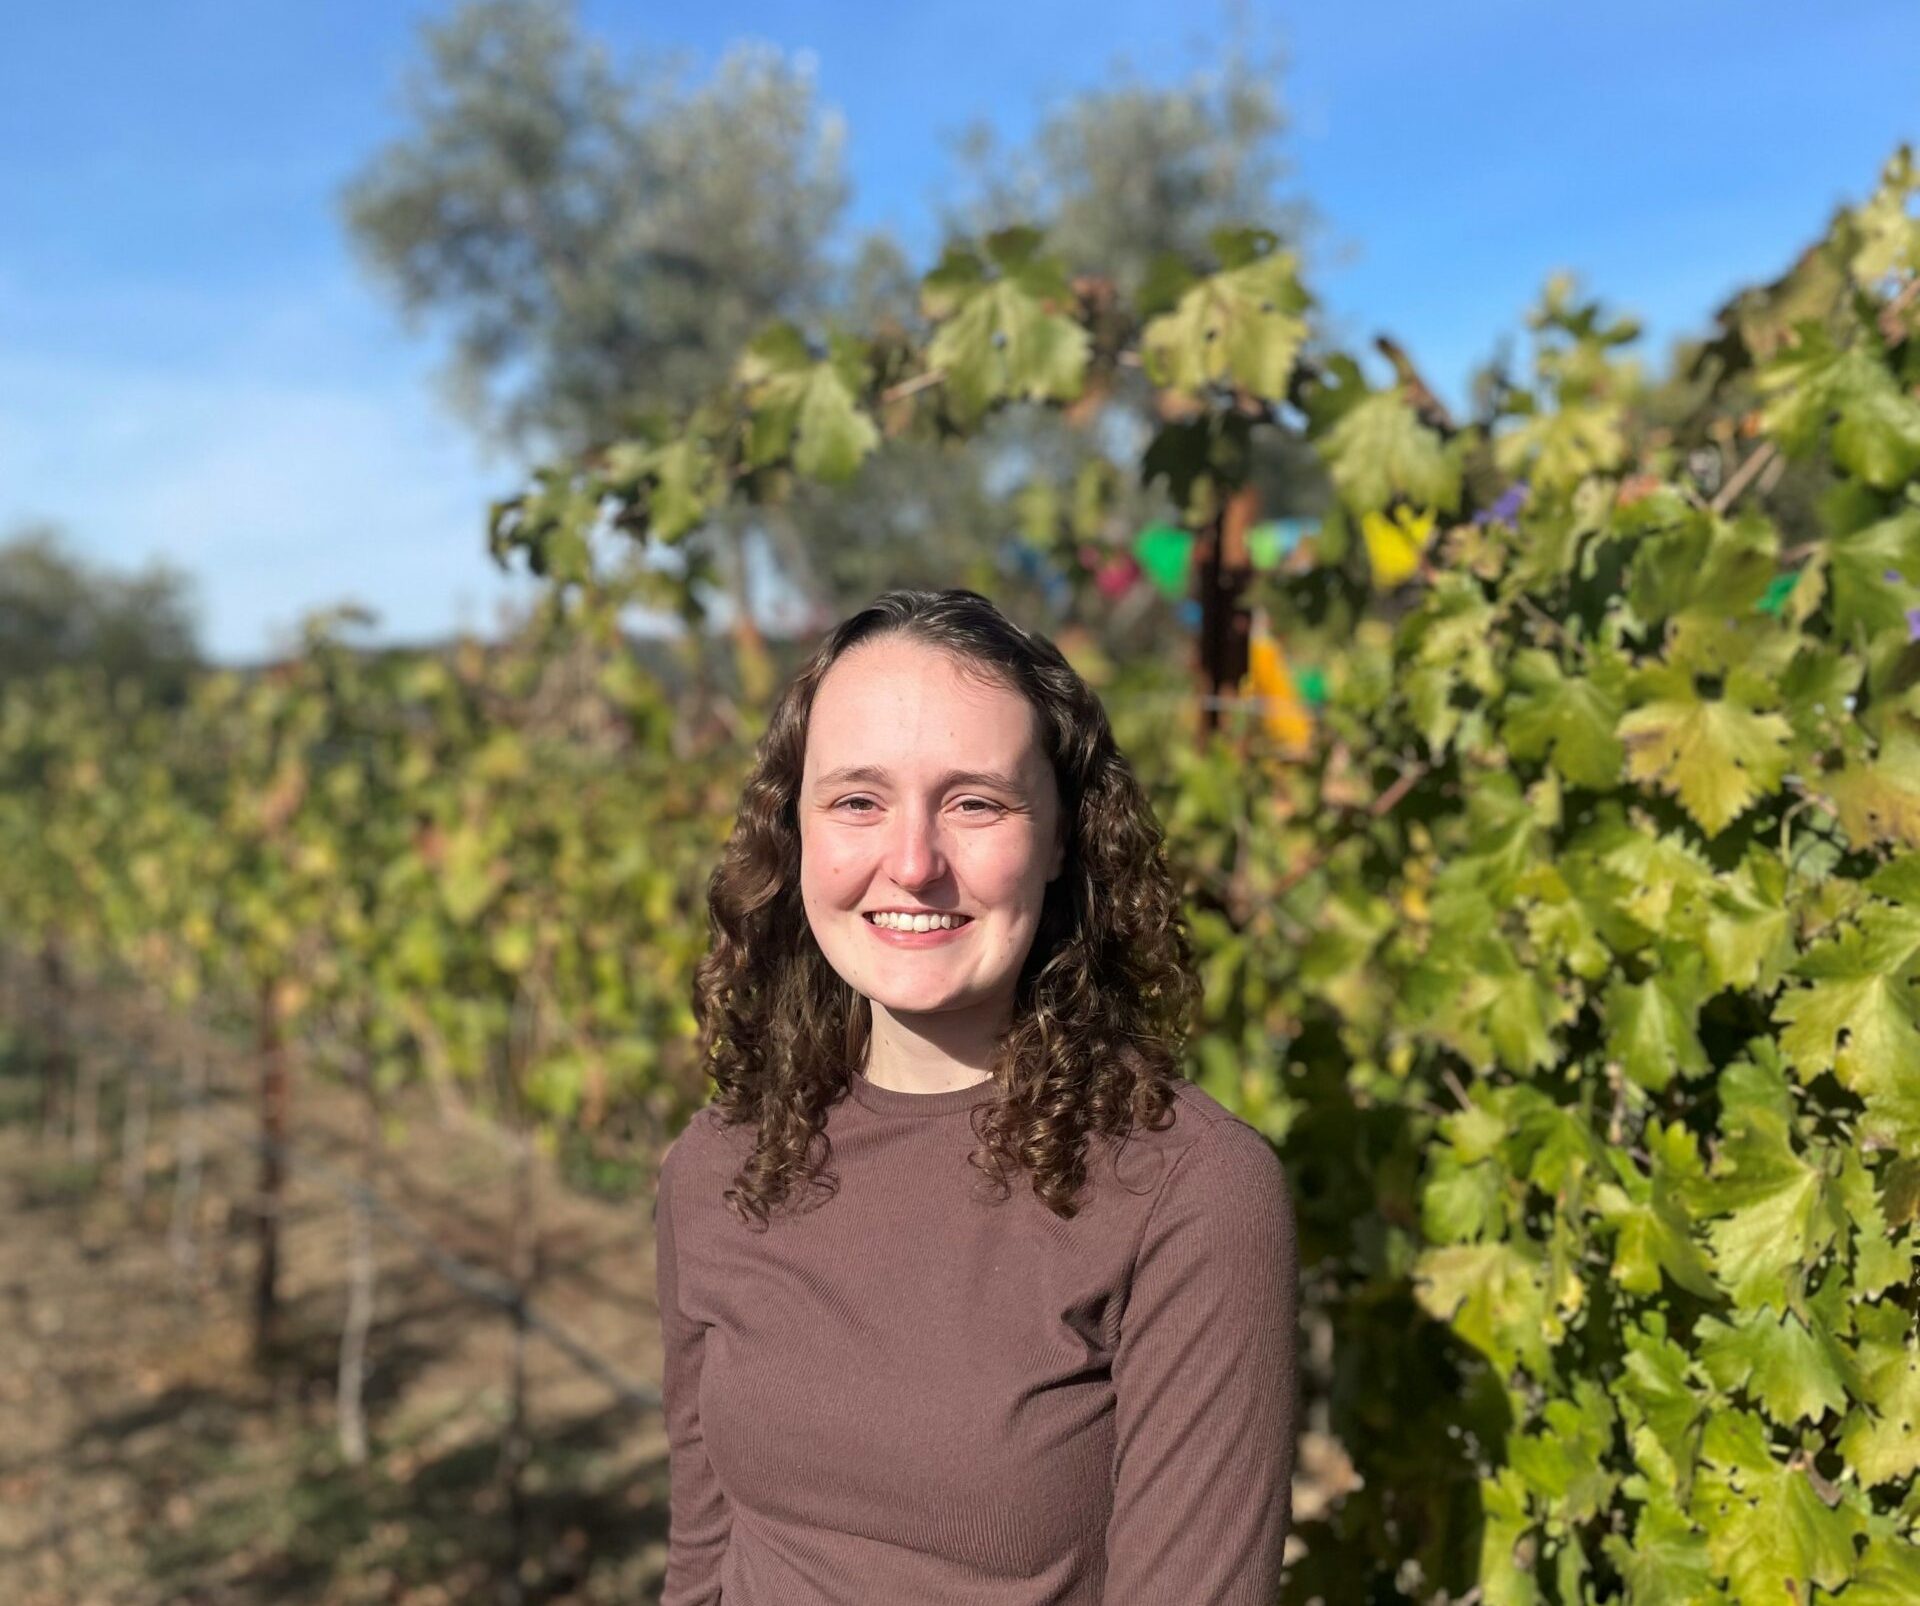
[5,1,1919,663]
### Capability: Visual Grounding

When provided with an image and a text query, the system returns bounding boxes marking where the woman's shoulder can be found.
[1096,1078,1289,1208]
[656,1103,754,1206]
[1127,1077,1279,1155]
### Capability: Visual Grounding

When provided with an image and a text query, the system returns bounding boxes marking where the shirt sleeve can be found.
[1103,1117,1300,1605]
[655,1144,733,1605]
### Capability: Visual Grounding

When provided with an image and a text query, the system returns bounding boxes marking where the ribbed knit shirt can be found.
[652,1067,1299,1605]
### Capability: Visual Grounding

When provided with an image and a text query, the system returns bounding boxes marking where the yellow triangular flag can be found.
[1359,505,1434,588]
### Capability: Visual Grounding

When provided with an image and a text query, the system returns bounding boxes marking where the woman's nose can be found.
[882,810,947,885]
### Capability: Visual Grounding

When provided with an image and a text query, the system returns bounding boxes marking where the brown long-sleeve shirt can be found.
[653,1067,1299,1605]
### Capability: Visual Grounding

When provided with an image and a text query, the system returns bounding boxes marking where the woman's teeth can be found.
[865,911,970,931]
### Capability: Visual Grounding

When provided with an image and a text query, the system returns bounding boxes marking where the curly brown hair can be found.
[690,587,1202,1226]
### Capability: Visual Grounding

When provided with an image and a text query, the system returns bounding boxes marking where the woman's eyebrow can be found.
[813,763,1026,793]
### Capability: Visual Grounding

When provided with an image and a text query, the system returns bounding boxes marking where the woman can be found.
[654,588,1298,1604]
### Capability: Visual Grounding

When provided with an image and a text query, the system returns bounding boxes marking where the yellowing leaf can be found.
[1824,726,1920,851]
[1616,665,1793,838]
[1141,248,1308,400]
[1413,1242,1554,1375]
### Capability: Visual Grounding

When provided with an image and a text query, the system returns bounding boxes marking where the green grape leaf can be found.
[1423,1150,1507,1243]
[1758,320,1920,489]
[1495,398,1627,495]
[1835,1148,1911,1297]
[1441,1095,1511,1165]
[1820,508,1920,642]
[1508,1379,1619,1521]
[1500,646,1627,790]
[921,233,1089,423]
[1595,1164,1719,1300]
[1604,945,1712,1092]
[1616,660,1794,838]
[1693,851,1796,996]
[1619,1313,1710,1494]
[1140,244,1309,400]
[1625,508,1779,629]
[737,324,880,485]
[1521,859,1620,982]
[1413,1242,1554,1376]
[1501,1083,1605,1197]
[1849,145,1920,284]
[1838,1328,1920,1487]
[1773,900,1920,1150]
[1692,1104,1842,1312]
[1689,1435,1860,1606]
[1824,725,1920,854]
[1882,1155,1920,1227]
[600,433,720,541]
[1715,1047,1799,1126]
[1844,1532,1920,1604]
[1592,816,1715,938]
[1317,390,1463,516]
[1477,1466,1544,1606]
[1695,1305,1851,1427]
[1601,1491,1722,1606]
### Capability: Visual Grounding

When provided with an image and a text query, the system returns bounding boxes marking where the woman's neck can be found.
[859,1003,1004,1094]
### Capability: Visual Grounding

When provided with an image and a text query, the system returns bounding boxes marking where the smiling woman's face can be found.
[798,635,1066,1027]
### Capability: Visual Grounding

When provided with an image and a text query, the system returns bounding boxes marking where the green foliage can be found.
[1140,229,1310,401]
[737,325,880,484]
[339,0,851,452]
[1758,323,1920,489]
[0,524,202,700]
[1318,388,1465,515]
[920,228,1091,423]
[939,25,1314,300]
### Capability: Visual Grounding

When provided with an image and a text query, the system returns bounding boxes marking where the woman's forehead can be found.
[814,642,1026,722]
[806,644,1043,774]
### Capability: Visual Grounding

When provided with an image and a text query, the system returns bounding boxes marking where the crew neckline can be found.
[848,1066,1002,1117]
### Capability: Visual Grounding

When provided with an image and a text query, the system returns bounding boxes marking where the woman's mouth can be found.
[862,911,975,946]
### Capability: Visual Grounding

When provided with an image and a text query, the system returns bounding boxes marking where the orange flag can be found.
[1246,606,1312,753]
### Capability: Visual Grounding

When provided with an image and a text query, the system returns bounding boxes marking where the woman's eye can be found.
[833,797,1004,816]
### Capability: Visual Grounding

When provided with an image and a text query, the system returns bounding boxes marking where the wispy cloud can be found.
[0,271,554,664]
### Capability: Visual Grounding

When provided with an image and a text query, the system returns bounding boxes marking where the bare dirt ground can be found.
[0,995,675,1606]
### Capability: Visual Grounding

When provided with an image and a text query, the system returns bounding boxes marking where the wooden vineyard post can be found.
[120,985,155,1210]
[337,1041,379,1467]
[1193,483,1260,747]
[170,1043,208,1286]
[254,974,290,1363]
[70,974,104,1171]
[36,938,70,1141]
[494,977,543,1605]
